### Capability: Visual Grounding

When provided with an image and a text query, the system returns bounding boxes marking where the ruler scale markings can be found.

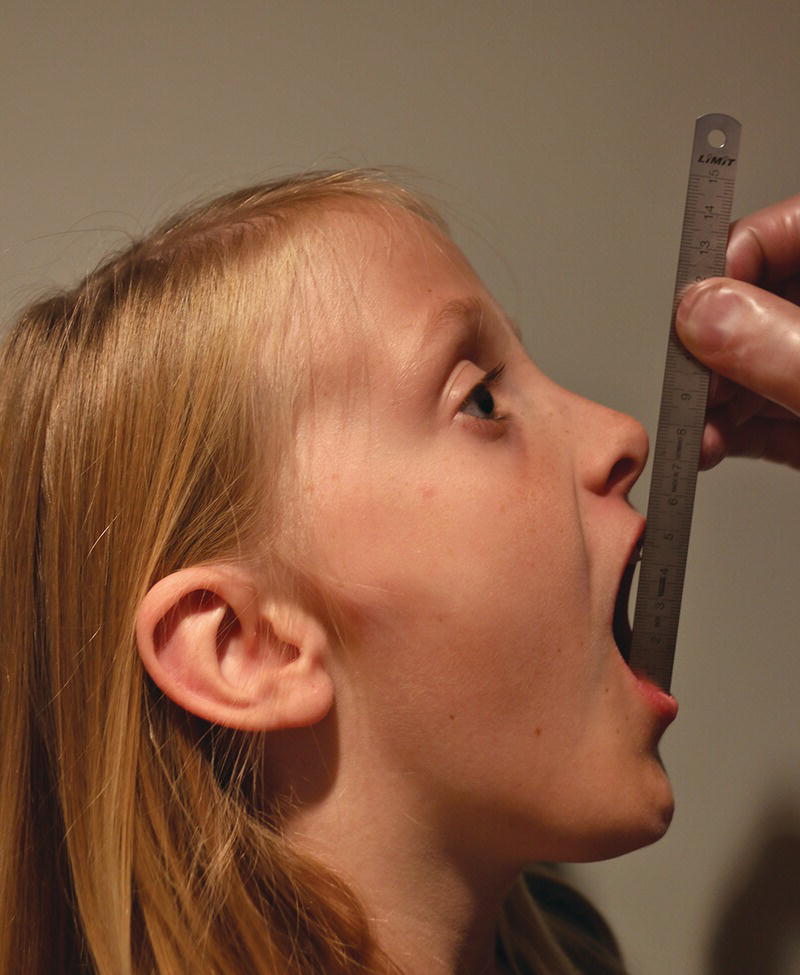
[627,114,741,693]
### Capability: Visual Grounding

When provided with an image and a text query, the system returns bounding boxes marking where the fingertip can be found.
[675,279,710,342]
[725,224,764,283]
[675,279,740,356]
[699,422,726,471]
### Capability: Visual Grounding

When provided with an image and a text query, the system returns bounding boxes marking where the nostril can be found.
[607,456,637,493]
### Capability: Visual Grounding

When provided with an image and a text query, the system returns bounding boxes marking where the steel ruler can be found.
[628,113,741,692]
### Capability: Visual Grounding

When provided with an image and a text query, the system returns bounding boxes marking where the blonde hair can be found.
[0,170,627,974]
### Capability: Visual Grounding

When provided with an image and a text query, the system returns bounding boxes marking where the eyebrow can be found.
[426,295,523,345]
[399,293,522,398]
[397,296,481,393]
[422,295,481,346]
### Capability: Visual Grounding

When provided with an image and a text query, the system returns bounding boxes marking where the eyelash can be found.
[458,362,508,423]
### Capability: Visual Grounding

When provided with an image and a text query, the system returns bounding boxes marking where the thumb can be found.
[676,278,800,417]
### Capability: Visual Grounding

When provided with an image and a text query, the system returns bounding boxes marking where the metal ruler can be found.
[628,113,741,692]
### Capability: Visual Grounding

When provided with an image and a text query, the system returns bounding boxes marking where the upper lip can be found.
[612,517,646,662]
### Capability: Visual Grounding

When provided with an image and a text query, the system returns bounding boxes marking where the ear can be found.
[135,565,334,731]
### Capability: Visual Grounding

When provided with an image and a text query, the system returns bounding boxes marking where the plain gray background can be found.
[3,2,799,972]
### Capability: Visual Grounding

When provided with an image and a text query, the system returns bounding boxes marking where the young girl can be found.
[0,170,679,974]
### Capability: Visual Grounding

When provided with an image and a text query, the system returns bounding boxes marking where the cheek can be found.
[306,449,592,724]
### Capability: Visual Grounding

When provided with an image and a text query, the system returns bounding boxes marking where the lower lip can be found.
[631,670,679,725]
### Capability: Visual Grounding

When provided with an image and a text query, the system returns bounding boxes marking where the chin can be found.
[562,819,672,865]
[583,790,676,863]
[556,769,676,864]
[603,806,674,861]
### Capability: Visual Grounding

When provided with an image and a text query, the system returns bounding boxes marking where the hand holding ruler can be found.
[628,113,741,693]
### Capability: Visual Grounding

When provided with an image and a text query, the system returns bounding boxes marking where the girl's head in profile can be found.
[0,171,675,975]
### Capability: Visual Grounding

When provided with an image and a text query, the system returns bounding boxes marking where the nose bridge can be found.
[564,387,649,496]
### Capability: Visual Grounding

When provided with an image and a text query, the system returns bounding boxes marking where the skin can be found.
[676,192,800,470]
[265,203,678,975]
[135,190,800,974]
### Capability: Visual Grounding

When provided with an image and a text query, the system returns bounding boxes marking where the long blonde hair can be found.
[0,170,627,974]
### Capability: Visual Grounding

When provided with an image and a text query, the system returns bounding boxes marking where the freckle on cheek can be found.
[534,727,542,737]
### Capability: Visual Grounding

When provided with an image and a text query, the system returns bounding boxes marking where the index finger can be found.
[726,192,800,287]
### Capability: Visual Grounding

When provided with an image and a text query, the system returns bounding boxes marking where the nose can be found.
[568,392,649,498]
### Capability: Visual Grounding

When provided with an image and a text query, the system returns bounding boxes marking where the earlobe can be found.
[135,566,334,731]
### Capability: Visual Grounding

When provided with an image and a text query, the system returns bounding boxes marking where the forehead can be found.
[293,202,504,380]
[303,202,478,316]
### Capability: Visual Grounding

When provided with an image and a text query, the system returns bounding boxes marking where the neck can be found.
[265,719,518,975]
[290,802,514,975]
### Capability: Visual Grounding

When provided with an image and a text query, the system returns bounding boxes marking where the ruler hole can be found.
[707,128,727,149]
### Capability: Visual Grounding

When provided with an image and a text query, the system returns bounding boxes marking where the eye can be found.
[458,362,507,422]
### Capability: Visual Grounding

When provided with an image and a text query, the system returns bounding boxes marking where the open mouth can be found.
[613,534,643,663]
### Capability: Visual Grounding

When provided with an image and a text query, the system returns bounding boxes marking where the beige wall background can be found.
[3,2,799,972]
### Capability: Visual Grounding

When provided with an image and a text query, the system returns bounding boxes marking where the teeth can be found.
[614,533,645,663]
[613,561,636,662]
